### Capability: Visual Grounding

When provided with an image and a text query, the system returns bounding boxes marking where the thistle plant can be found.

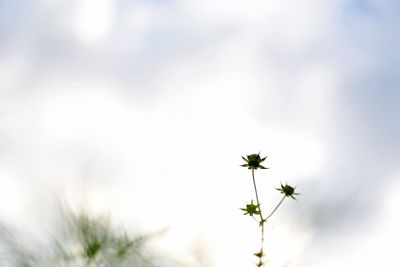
[240,153,299,267]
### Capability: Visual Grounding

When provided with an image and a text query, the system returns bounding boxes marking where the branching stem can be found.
[265,195,286,221]
[251,171,287,267]
[251,169,264,221]
[251,169,265,267]
[241,153,298,267]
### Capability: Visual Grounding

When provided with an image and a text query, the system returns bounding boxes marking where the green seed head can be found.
[277,183,299,200]
[241,153,268,170]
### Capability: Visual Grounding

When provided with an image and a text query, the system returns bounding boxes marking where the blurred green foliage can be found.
[0,209,160,267]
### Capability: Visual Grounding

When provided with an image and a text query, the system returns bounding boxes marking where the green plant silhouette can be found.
[0,209,160,267]
[240,153,299,267]
[0,207,213,267]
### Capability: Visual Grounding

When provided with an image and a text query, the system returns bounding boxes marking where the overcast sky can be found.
[0,0,399,266]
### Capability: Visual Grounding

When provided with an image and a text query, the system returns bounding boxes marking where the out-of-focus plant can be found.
[54,211,158,266]
[240,153,299,267]
[0,209,159,267]
[0,207,212,267]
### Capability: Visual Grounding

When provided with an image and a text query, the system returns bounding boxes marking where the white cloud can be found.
[0,0,399,266]
[70,0,116,44]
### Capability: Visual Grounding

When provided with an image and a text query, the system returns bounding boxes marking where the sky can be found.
[0,0,400,266]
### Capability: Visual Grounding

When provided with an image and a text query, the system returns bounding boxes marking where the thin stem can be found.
[265,195,286,221]
[259,222,264,266]
[251,169,265,267]
[251,169,264,221]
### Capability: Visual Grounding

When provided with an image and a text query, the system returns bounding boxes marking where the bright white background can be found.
[0,0,399,266]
